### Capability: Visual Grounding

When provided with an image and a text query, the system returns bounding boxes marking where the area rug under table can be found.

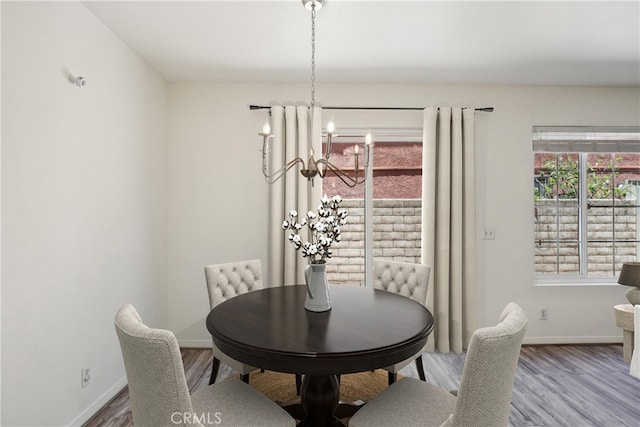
[245,369,395,404]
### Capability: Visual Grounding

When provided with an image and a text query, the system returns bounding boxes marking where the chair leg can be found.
[388,372,397,385]
[295,374,302,395]
[241,374,250,384]
[261,368,265,373]
[415,355,426,381]
[209,357,221,385]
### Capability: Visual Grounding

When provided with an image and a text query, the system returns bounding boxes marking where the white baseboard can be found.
[178,339,211,348]
[523,336,622,345]
[69,376,127,426]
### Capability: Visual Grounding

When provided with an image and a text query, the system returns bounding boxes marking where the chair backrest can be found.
[450,302,528,427]
[114,304,196,426]
[204,259,263,308]
[372,259,431,307]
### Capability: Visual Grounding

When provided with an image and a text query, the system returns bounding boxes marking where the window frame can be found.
[533,126,640,286]
[321,127,424,287]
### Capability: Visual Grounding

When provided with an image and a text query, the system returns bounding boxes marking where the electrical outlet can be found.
[81,368,91,388]
[539,307,548,320]
[482,227,495,240]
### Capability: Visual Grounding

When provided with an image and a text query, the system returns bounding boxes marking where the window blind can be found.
[533,126,640,153]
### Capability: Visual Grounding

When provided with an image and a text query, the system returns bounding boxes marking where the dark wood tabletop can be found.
[207,284,433,376]
[206,284,434,426]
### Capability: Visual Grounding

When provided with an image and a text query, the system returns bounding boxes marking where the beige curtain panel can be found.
[268,105,322,287]
[421,107,476,353]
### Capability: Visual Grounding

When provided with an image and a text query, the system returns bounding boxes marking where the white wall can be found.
[167,82,639,347]
[166,83,278,345]
[1,2,167,425]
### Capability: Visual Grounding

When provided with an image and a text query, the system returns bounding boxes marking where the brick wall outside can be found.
[534,199,639,277]
[327,199,422,285]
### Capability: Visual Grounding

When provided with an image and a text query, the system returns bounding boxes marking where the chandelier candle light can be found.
[258,0,373,187]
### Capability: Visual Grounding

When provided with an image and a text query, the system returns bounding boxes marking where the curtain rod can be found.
[249,104,494,112]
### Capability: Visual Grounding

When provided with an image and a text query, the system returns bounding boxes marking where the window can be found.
[533,126,640,283]
[321,127,423,285]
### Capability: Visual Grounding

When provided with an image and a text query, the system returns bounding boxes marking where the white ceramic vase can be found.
[304,262,331,312]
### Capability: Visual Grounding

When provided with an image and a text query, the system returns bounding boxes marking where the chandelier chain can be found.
[310,4,316,107]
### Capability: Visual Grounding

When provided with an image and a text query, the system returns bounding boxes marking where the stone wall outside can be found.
[327,199,422,285]
[326,197,639,284]
[534,199,639,277]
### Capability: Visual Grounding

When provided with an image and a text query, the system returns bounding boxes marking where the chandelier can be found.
[259,0,372,188]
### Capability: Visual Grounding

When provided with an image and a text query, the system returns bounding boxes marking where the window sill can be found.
[534,280,619,287]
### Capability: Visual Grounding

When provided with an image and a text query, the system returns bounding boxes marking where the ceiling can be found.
[83,0,640,86]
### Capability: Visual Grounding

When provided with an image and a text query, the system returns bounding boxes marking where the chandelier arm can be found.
[309,156,328,178]
[315,159,367,188]
[262,156,307,184]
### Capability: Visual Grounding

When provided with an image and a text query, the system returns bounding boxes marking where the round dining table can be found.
[206,284,434,427]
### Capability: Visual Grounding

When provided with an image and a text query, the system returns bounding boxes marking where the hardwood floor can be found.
[84,345,640,426]
[417,345,640,426]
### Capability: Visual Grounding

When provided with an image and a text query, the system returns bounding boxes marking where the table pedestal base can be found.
[282,374,364,427]
[300,375,341,427]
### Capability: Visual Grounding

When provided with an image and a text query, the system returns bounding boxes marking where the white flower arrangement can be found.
[282,194,348,264]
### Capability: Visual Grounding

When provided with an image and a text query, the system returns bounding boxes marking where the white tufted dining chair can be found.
[205,259,303,394]
[114,304,295,427]
[349,303,527,427]
[373,259,431,385]
[204,259,264,385]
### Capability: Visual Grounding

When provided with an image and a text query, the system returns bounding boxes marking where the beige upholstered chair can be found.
[373,259,431,385]
[114,304,294,427]
[349,302,528,427]
[205,259,303,393]
[204,259,263,385]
